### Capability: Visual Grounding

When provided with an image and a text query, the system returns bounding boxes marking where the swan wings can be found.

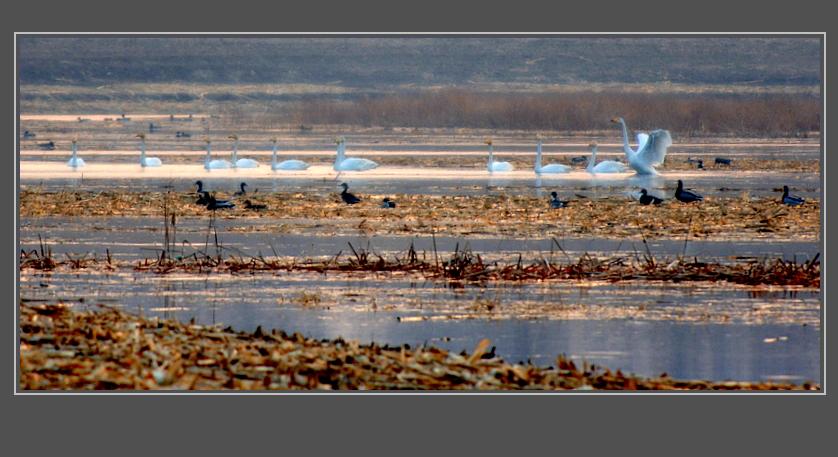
[635,129,671,167]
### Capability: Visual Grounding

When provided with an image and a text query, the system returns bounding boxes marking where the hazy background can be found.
[17,36,822,136]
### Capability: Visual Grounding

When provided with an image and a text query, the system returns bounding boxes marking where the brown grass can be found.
[287,89,820,137]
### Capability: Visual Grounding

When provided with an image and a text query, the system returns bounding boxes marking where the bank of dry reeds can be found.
[289,89,820,137]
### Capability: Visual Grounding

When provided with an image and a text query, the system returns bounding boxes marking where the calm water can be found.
[19,267,821,383]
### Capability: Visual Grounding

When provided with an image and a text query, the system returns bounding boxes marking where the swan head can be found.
[228,134,238,141]
[610,117,624,124]
[136,133,146,140]
[485,138,493,146]
[271,137,277,144]
[204,138,211,145]
[536,133,543,141]
[589,142,597,148]
[334,137,341,145]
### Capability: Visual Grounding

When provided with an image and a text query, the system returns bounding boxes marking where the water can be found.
[19,267,821,382]
[17,138,823,385]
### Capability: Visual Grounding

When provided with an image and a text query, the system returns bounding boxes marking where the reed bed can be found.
[19,189,821,241]
[19,303,818,391]
[19,239,820,288]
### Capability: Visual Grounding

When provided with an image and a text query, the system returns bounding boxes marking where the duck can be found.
[340,183,361,205]
[781,186,805,206]
[196,191,210,205]
[381,198,396,208]
[233,182,248,196]
[206,194,235,210]
[638,188,663,205]
[38,141,56,150]
[244,200,267,211]
[23,130,36,139]
[675,180,703,203]
[550,191,568,208]
[715,157,732,167]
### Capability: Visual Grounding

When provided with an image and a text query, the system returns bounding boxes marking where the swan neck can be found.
[272,144,278,166]
[232,141,238,162]
[140,140,146,161]
[334,142,343,166]
[618,119,632,155]
[488,144,494,166]
[71,143,77,159]
[535,141,542,170]
[587,147,597,171]
[205,144,211,166]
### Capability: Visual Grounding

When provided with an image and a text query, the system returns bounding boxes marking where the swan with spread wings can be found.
[611,117,672,175]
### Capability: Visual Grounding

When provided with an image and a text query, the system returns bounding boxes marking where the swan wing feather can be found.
[635,133,650,153]
[636,130,671,167]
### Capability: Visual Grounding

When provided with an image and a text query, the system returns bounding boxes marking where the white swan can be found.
[486,139,513,172]
[333,136,378,171]
[586,142,626,174]
[136,133,162,167]
[66,140,85,168]
[228,134,260,168]
[270,138,310,171]
[534,135,570,174]
[611,117,672,175]
[204,139,232,170]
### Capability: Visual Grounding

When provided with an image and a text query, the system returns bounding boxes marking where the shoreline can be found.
[18,303,820,391]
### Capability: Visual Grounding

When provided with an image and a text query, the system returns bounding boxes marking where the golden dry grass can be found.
[19,189,821,241]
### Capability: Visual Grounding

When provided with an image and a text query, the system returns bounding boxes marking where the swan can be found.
[550,191,568,208]
[638,189,663,205]
[611,117,672,175]
[333,137,378,171]
[204,139,233,170]
[228,135,260,168]
[66,140,86,168]
[270,138,310,171]
[534,135,569,174]
[781,186,804,206]
[586,142,626,174]
[486,139,513,172]
[675,180,703,203]
[136,133,162,167]
[340,183,361,204]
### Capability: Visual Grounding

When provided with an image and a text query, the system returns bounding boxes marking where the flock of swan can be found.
[62,117,673,177]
